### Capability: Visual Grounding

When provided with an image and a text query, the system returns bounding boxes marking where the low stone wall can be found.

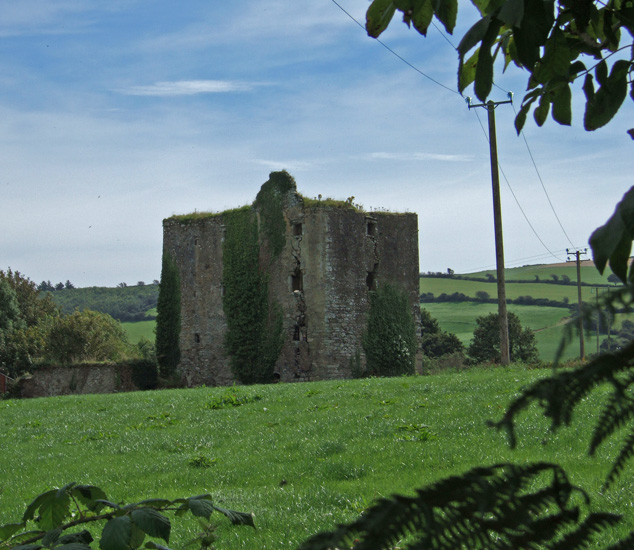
[17,363,153,399]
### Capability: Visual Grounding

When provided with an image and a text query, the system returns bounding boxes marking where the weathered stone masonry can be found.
[162,172,420,386]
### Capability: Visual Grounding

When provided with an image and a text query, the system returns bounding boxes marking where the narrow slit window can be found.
[366,221,377,236]
[194,333,201,344]
[291,268,303,292]
[293,223,303,236]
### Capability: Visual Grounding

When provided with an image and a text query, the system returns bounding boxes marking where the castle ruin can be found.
[161,171,420,386]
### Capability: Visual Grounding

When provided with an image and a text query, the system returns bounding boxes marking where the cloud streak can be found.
[119,80,259,96]
[367,152,474,162]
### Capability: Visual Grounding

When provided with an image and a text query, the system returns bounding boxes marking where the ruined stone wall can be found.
[162,175,420,386]
[17,364,144,398]
[163,216,232,387]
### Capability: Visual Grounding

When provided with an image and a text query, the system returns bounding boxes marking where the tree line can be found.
[0,269,154,379]
[46,284,159,322]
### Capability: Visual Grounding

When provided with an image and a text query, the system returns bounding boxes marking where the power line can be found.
[511,103,577,249]
[328,0,461,96]
[329,0,572,263]
[471,108,566,263]
[427,20,577,250]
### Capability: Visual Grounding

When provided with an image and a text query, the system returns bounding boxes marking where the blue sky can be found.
[1,1,632,287]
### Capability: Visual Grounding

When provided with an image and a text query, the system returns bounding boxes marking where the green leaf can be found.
[473,19,502,101]
[458,49,479,92]
[186,498,215,520]
[127,500,172,510]
[512,0,554,69]
[584,60,629,131]
[551,82,572,125]
[366,0,396,38]
[58,531,93,546]
[73,486,108,512]
[533,91,550,126]
[475,45,494,101]
[10,545,44,550]
[211,505,255,528]
[144,542,172,550]
[457,14,492,57]
[0,522,26,541]
[408,0,434,36]
[514,101,531,133]
[498,0,524,27]
[42,528,62,547]
[131,509,171,543]
[55,544,93,550]
[95,500,121,510]
[36,490,71,531]
[23,491,56,523]
[589,186,634,282]
[100,516,132,550]
[129,524,146,550]
[433,0,457,33]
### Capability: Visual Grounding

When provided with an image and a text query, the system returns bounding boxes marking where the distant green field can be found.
[422,302,578,361]
[420,277,614,302]
[419,262,626,362]
[122,320,156,344]
[465,263,614,286]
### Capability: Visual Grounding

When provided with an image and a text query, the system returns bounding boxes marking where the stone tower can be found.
[161,171,419,386]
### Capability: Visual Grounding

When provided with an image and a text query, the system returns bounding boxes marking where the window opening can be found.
[293,222,303,236]
[291,268,303,292]
[366,221,377,236]
[194,333,201,344]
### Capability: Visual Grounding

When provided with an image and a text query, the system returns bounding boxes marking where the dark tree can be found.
[155,251,181,379]
[420,308,464,359]
[468,311,538,364]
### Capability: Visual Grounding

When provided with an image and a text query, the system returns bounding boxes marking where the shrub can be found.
[45,309,129,364]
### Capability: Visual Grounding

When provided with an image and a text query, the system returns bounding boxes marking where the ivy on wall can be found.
[363,283,417,377]
[155,250,181,379]
[222,205,284,384]
[254,170,296,258]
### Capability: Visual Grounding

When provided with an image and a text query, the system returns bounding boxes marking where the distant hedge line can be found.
[420,292,572,309]
[420,273,614,287]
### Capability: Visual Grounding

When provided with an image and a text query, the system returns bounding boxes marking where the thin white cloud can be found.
[252,159,316,172]
[368,152,474,162]
[119,80,257,97]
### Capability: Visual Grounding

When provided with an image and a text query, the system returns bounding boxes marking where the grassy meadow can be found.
[420,263,625,363]
[1,368,633,548]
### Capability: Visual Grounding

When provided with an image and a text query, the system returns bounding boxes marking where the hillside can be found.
[46,284,159,322]
[421,262,625,362]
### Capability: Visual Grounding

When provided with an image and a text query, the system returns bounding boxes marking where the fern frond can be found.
[589,393,634,456]
[297,462,611,550]
[606,530,634,549]
[603,425,634,490]
[549,512,621,550]
[490,341,634,449]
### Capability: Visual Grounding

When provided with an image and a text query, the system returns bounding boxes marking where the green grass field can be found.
[122,320,156,344]
[0,369,631,548]
[465,263,615,286]
[422,302,576,361]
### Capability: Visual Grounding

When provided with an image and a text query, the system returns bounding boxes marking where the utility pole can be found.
[591,286,600,355]
[567,248,588,360]
[468,95,513,365]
